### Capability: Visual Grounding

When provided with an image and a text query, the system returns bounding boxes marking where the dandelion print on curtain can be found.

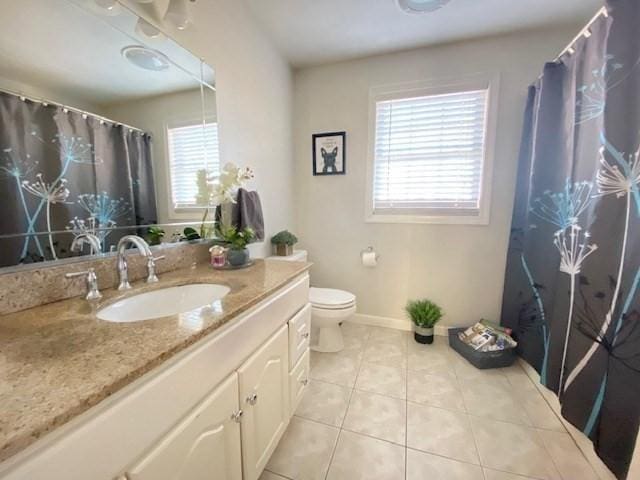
[501,0,640,477]
[0,92,157,266]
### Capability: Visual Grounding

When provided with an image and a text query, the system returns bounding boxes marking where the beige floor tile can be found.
[407,370,466,412]
[406,403,479,464]
[536,429,599,480]
[295,380,352,427]
[310,350,361,387]
[341,322,372,339]
[343,390,406,445]
[460,378,532,425]
[326,430,405,480]
[451,355,509,381]
[355,362,407,399]
[483,469,539,480]
[369,326,409,341]
[518,391,565,431]
[363,337,407,369]
[407,344,456,378]
[406,449,484,480]
[266,417,339,480]
[502,364,538,393]
[260,471,291,480]
[470,416,561,479]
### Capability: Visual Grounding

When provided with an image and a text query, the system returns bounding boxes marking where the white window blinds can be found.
[373,89,488,215]
[167,122,220,209]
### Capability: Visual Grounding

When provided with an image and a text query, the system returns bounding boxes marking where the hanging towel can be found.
[215,189,265,240]
[236,188,265,240]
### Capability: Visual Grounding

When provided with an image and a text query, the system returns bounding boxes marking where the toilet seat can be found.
[310,287,356,310]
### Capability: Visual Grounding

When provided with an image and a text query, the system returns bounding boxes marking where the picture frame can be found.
[312,131,346,176]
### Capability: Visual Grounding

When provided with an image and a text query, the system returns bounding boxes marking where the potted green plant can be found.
[146,226,165,246]
[271,230,298,256]
[216,225,256,266]
[405,299,443,345]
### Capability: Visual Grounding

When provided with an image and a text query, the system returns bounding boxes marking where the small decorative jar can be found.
[209,245,227,268]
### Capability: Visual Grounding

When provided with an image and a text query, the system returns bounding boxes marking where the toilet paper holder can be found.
[361,246,380,261]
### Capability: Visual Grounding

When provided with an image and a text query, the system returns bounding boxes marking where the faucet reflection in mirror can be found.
[0,91,158,267]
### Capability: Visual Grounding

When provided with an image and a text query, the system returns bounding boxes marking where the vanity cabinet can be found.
[238,325,290,480]
[0,274,310,480]
[126,374,242,480]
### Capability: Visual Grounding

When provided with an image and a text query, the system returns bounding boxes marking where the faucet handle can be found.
[66,268,102,301]
[146,255,165,284]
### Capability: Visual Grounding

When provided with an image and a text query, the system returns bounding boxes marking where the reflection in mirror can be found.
[0,0,219,268]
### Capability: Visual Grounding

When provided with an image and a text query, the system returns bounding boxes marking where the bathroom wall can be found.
[293,26,579,328]
[121,0,295,259]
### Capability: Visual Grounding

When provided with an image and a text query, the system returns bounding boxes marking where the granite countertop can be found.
[0,259,311,463]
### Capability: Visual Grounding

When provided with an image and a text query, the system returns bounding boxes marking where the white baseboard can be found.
[349,313,450,336]
[518,359,615,480]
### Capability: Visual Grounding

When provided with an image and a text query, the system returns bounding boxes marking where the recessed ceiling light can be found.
[121,46,171,71]
[396,0,452,14]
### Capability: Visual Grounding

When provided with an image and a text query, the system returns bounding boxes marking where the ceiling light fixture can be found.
[164,0,194,30]
[92,0,122,16]
[121,45,171,71]
[396,0,452,14]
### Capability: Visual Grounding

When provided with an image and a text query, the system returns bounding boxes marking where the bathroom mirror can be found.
[0,0,219,268]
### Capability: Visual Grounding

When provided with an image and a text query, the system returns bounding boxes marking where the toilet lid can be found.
[309,287,356,308]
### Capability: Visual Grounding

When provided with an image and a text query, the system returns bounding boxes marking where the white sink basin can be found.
[97,284,231,323]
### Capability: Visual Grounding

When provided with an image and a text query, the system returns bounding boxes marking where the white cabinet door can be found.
[288,304,311,369]
[289,349,310,415]
[126,374,242,480]
[238,325,290,480]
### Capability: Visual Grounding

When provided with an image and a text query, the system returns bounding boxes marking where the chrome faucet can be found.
[70,233,102,255]
[66,268,102,301]
[116,235,164,290]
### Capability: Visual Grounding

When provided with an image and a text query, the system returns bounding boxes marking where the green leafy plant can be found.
[405,299,443,329]
[271,230,298,246]
[182,227,201,241]
[216,225,256,250]
[146,226,165,246]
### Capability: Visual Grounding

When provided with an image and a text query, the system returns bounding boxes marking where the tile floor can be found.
[261,323,600,480]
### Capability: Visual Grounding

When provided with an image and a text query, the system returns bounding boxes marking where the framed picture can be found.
[312,131,346,176]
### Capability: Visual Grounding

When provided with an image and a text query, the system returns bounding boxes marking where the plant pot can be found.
[414,326,434,345]
[227,248,250,266]
[274,244,294,256]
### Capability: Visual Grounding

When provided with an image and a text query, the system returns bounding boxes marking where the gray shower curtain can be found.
[0,91,157,266]
[501,0,640,477]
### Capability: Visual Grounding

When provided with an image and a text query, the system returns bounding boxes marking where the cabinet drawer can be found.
[289,349,310,415]
[288,304,311,369]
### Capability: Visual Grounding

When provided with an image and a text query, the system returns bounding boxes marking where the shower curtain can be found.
[0,91,157,266]
[501,1,640,477]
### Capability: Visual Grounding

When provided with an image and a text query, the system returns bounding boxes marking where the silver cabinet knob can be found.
[231,410,244,423]
[301,332,310,339]
[246,393,258,406]
[300,379,309,386]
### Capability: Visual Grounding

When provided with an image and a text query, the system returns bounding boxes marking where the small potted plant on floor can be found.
[271,230,298,256]
[406,299,443,345]
[217,225,256,266]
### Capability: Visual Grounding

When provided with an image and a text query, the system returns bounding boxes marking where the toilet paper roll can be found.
[361,250,378,268]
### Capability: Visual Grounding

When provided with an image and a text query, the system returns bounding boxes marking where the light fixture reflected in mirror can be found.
[121,45,171,71]
[396,0,452,13]
[164,0,193,30]
[92,0,122,16]
[135,18,164,40]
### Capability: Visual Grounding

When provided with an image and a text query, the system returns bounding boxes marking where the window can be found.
[167,122,220,209]
[368,78,496,224]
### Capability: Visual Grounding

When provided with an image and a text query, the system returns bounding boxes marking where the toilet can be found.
[267,250,356,352]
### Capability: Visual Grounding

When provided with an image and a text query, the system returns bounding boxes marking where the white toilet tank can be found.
[267,250,308,262]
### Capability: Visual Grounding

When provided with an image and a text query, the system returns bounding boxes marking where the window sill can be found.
[365,213,490,225]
